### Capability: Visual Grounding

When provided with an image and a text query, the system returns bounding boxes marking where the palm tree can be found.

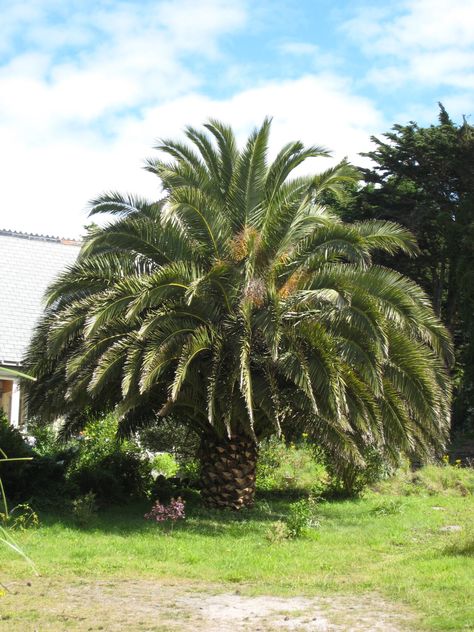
[24,119,452,509]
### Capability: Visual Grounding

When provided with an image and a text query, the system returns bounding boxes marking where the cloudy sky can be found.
[1,0,473,238]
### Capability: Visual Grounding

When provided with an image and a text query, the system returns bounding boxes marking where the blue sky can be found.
[1,0,473,237]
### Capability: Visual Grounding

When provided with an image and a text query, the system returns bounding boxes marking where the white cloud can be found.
[0,0,385,239]
[0,0,249,236]
[0,75,383,238]
[344,0,474,89]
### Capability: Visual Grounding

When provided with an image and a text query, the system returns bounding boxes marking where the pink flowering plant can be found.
[144,497,185,533]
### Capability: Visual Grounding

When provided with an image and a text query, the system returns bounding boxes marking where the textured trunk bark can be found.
[199,434,257,510]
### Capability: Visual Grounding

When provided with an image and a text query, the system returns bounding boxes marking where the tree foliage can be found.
[345,105,474,431]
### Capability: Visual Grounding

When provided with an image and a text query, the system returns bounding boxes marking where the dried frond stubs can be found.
[229,226,261,262]
[278,270,307,299]
[244,277,266,307]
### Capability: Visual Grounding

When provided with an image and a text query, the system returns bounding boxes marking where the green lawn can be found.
[1,491,473,631]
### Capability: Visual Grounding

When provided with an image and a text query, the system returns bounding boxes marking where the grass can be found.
[1,481,473,631]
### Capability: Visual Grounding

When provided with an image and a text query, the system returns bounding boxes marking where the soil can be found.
[0,578,418,631]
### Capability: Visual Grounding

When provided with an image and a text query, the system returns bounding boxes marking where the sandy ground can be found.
[0,578,418,631]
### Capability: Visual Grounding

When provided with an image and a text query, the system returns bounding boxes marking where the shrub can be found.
[25,456,73,508]
[370,498,405,516]
[69,450,151,503]
[6,413,155,507]
[0,411,32,500]
[411,464,474,496]
[325,446,395,497]
[138,417,199,461]
[151,453,179,478]
[67,413,153,504]
[177,458,200,485]
[265,496,319,541]
[286,496,319,538]
[26,421,62,458]
[256,437,328,493]
[145,497,185,533]
[0,502,39,530]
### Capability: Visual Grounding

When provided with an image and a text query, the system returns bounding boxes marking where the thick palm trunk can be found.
[199,434,257,510]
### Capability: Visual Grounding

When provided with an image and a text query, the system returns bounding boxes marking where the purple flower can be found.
[144,497,186,523]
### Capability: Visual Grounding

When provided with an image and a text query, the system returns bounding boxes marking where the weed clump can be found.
[265,496,319,541]
[71,492,98,527]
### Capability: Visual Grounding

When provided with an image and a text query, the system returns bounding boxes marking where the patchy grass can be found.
[373,460,474,497]
[0,486,473,630]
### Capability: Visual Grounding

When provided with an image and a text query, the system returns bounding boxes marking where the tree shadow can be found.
[35,489,302,537]
[443,537,474,558]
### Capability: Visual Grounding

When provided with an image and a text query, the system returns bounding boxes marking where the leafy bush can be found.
[10,422,77,508]
[0,502,39,530]
[265,496,319,541]
[27,421,62,457]
[25,456,73,508]
[177,458,200,484]
[256,437,328,493]
[286,496,319,538]
[0,411,32,500]
[369,498,405,516]
[265,520,288,543]
[66,413,153,504]
[151,453,179,478]
[256,436,391,498]
[325,446,395,497]
[69,447,152,503]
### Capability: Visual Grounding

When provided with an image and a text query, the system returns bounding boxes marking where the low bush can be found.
[325,445,396,497]
[0,412,33,500]
[255,436,394,498]
[265,496,319,541]
[256,436,328,494]
[25,456,73,508]
[286,496,319,538]
[67,415,153,503]
[151,453,179,478]
[0,502,39,530]
[15,413,154,507]
[369,498,405,516]
[144,497,186,533]
[265,519,288,543]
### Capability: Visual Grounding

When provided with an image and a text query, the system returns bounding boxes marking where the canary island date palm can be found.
[24,119,452,509]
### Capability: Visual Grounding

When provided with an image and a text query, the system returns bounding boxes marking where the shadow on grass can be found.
[35,488,313,537]
[443,537,474,557]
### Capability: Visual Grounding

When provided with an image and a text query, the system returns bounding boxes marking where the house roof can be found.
[0,229,81,366]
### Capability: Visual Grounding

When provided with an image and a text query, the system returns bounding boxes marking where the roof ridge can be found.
[0,228,81,246]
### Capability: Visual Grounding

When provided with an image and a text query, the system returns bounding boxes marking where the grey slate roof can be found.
[0,230,81,365]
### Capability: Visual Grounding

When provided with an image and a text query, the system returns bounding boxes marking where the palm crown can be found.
[25,119,452,508]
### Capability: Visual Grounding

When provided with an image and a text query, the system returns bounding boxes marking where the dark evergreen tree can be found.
[346,105,474,431]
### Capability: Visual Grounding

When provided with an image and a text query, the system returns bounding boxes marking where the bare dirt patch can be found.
[0,578,417,631]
